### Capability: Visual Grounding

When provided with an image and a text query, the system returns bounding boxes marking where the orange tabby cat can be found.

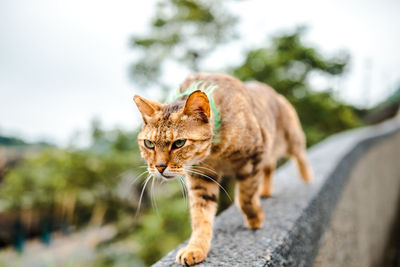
[133,73,312,265]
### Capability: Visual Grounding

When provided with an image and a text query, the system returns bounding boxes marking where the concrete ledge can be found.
[153,116,400,267]
[314,124,400,266]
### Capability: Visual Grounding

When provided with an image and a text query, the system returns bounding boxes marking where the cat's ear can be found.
[133,95,161,123]
[183,90,210,123]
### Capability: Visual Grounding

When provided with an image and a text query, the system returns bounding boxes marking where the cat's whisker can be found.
[177,177,187,207]
[200,163,218,172]
[110,168,137,185]
[184,168,232,201]
[135,175,152,218]
[182,176,190,207]
[117,169,135,178]
[180,175,188,195]
[128,170,149,186]
[178,175,189,207]
[191,165,218,175]
[141,173,153,186]
[177,176,185,198]
[150,175,160,216]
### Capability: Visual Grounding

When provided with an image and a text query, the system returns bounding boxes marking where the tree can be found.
[130,0,237,91]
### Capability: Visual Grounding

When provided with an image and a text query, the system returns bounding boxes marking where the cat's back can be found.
[180,72,260,117]
[179,73,279,107]
[179,73,246,96]
[179,73,281,124]
[179,73,252,123]
[179,73,304,161]
[179,73,285,126]
[243,80,303,136]
[179,73,265,154]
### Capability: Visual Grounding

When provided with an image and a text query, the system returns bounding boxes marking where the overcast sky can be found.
[1,0,399,146]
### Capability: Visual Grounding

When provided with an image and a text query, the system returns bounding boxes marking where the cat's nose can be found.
[156,165,167,174]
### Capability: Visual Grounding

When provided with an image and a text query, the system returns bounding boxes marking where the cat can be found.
[133,73,312,265]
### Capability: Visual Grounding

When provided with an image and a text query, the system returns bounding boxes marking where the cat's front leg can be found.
[176,173,220,266]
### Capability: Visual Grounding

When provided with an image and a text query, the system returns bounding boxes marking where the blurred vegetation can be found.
[131,0,238,90]
[0,0,365,266]
[0,135,52,147]
[0,136,27,147]
[0,122,191,266]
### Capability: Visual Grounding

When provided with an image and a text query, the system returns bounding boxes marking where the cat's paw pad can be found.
[176,246,206,266]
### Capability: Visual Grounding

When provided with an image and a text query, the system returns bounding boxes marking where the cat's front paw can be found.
[245,210,265,229]
[176,245,206,266]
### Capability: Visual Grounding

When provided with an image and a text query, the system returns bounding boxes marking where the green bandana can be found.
[173,81,221,143]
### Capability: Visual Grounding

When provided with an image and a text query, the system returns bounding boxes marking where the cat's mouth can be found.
[161,174,175,179]
[152,171,179,180]
[149,167,183,180]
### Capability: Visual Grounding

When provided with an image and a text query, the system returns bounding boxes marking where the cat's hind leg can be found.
[279,94,313,182]
[260,164,275,198]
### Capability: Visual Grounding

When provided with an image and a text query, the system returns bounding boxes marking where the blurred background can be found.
[0,0,400,266]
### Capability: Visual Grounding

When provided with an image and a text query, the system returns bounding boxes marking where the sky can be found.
[1,0,400,146]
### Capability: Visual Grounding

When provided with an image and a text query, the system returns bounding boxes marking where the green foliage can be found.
[0,124,191,266]
[0,132,142,222]
[232,28,362,145]
[293,91,362,145]
[0,136,27,146]
[0,135,52,147]
[92,180,190,266]
[233,28,348,94]
[131,0,237,88]
[131,191,190,264]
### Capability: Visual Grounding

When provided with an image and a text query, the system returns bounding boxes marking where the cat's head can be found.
[133,90,213,180]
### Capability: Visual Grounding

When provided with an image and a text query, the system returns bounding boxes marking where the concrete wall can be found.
[314,131,400,267]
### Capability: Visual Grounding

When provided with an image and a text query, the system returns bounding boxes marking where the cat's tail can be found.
[294,151,313,182]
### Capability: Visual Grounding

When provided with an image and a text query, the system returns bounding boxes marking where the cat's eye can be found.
[144,140,155,149]
[172,139,186,149]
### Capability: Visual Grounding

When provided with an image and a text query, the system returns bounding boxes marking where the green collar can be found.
[172,81,221,143]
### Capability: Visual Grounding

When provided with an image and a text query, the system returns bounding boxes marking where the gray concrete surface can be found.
[313,131,400,267]
[153,116,400,267]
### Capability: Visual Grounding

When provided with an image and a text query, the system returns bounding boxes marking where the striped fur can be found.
[133,73,312,265]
